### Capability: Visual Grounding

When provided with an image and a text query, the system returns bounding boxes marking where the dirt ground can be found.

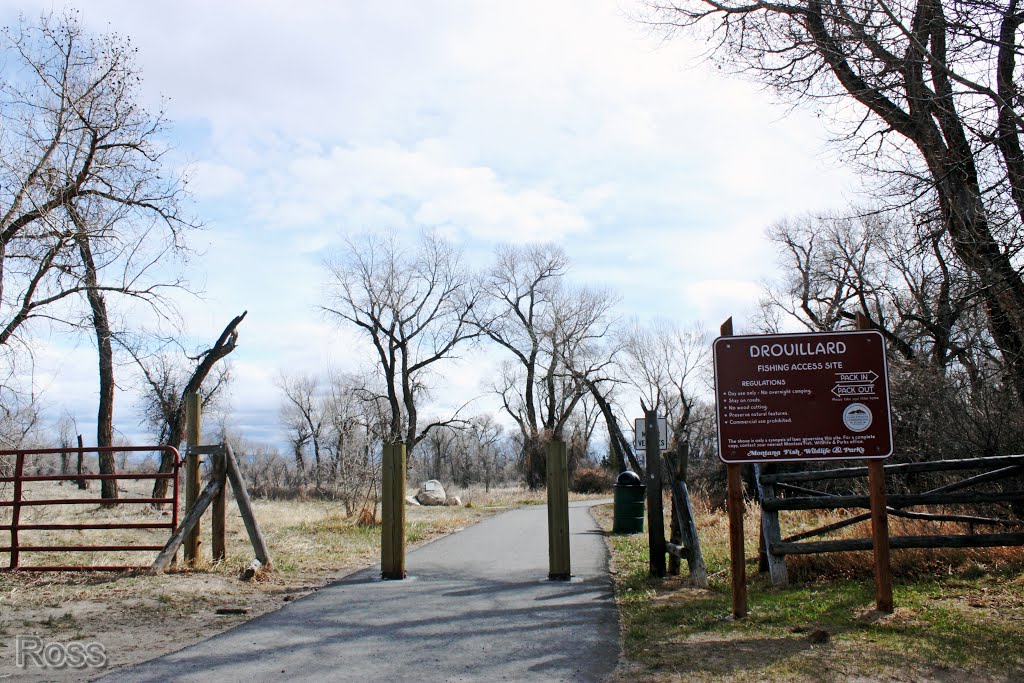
[0,551,391,681]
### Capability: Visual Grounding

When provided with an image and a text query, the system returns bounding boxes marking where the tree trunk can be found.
[75,231,117,504]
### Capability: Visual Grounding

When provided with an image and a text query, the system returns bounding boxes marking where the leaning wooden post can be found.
[211,445,227,562]
[721,316,748,618]
[224,442,272,567]
[857,313,894,612]
[184,392,202,565]
[644,409,667,578]
[150,477,223,574]
[546,439,571,580]
[381,442,406,580]
[754,463,788,586]
[667,449,682,576]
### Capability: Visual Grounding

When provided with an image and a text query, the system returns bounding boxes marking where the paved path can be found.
[98,500,619,683]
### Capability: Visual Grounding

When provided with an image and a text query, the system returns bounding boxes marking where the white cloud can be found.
[0,0,863,450]
[685,279,764,326]
[190,161,246,198]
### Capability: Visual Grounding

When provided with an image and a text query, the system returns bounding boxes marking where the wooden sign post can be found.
[720,318,747,618]
[857,314,893,613]
[546,440,571,580]
[381,442,407,580]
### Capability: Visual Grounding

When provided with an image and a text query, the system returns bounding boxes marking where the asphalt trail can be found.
[97,499,619,682]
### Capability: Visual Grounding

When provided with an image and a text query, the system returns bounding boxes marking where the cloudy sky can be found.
[3,1,860,448]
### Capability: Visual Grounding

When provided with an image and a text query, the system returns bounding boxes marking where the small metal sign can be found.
[634,417,668,451]
[713,330,893,464]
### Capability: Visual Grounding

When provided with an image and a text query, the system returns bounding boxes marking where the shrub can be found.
[571,467,613,494]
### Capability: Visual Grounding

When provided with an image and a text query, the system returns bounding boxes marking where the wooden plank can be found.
[772,532,1024,555]
[212,448,227,562]
[920,465,1024,495]
[763,490,1024,511]
[775,482,840,497]
[225,442,272,568]
[761,455,1024,484]
[150,478,223,574]
[783,512,872,542]
[889,509,1017,526]
[868,458,893,613]
[184,392,201,565]
[547,440,571,580]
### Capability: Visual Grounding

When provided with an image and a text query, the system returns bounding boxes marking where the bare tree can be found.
[0,12,195,495]
[618,317,709,480]
[478,243,618,487]
[322,230,479,456]
[641,0,1024,400]
[758,209,991,373]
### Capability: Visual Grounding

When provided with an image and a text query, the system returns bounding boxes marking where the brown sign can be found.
[714,330,893,464]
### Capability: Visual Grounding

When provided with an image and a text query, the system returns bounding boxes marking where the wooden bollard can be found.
[546,440,570,580]
[381,442,406,580]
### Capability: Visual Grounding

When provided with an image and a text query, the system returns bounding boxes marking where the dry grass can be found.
[771,503,1024,581]
[599,492,1024,682]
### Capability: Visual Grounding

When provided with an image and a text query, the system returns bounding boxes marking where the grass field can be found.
[595,497,1024,682]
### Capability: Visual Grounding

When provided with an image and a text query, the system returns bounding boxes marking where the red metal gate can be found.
[0,446,182,571]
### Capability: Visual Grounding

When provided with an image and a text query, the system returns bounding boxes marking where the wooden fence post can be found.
[381,442,406,580]
[645,409,667,578]
[75,434,88,490]
[754,464,788,586]
[546,439,571,580]
[721,316,747,618]
[212,446,227,562]
[868,460,894,611]
[10,453,24,569]
[184,392,201,565]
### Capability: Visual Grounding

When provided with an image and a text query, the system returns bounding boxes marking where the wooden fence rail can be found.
[758,454,1024,586]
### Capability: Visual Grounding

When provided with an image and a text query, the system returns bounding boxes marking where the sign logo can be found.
[842,403,872,432]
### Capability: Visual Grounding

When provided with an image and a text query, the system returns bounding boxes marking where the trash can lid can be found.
[616,470,643,487]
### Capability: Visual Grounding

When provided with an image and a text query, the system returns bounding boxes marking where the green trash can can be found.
[612,470,645,533]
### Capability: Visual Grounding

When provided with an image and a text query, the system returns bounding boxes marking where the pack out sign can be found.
[713,330,893,464]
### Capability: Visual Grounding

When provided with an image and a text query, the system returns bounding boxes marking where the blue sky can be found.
[3,1,859,449]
